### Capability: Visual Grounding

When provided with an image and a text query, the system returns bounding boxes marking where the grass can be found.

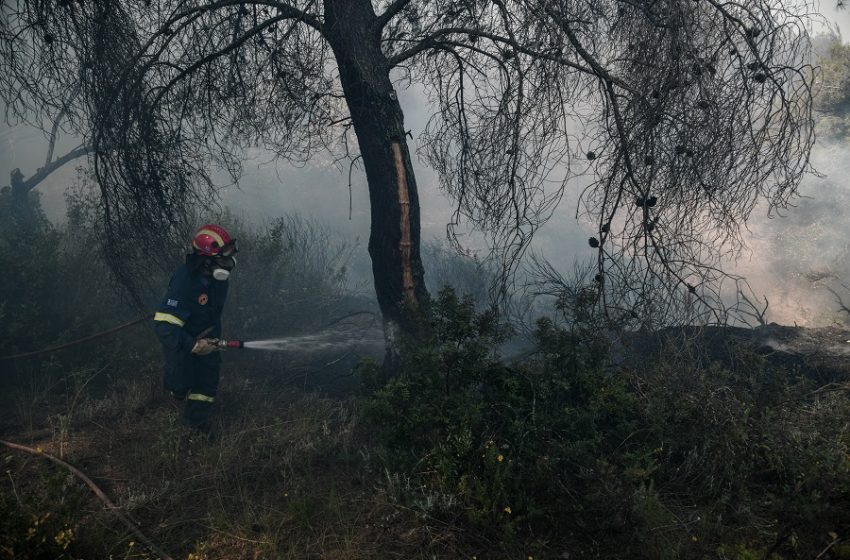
[4,321,850,559]
[0,351,483,560]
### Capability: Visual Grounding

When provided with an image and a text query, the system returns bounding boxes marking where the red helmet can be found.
[192,224,237,257]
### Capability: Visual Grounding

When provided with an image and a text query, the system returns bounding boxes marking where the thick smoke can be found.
[733,141,850,326]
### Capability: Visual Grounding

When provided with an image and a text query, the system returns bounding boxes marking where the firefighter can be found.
[153,224,237,433]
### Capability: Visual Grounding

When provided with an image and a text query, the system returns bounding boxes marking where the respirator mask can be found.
[211,255,236,281]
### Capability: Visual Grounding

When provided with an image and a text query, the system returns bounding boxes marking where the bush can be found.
[640,347,850,557]
[0,189,137,359]
[363,288,637,542]
[0,455,89,560]
[224,214,361,340]
[362,287,850,557]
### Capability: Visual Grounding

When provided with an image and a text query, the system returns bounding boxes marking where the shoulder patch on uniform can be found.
[167,299,179,307]
[198,293,209,305]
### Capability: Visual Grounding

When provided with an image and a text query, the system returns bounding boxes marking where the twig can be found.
[347,155,362,221]
[826,285,850,318]
[6,470,22,506]
[201,524,272,545]
[0,439,174,560]
[815,537,841,560]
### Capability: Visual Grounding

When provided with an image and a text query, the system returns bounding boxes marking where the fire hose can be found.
[0,310,376,362]
[0,313,155,363]
[0,315,247,363]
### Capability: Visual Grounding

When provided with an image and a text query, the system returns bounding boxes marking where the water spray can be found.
[213,331,383,353]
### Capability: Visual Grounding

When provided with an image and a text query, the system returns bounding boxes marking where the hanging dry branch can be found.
[401,0,815,325]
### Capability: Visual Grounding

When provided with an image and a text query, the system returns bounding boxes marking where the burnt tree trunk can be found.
[324,0,430,351]
[9,168,36,227]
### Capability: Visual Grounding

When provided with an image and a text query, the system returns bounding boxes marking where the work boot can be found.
[183,398,213,426]
[181,413,211,432]
[181,417,216,444]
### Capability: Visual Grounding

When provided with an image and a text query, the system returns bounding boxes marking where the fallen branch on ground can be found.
[0,439,174,560]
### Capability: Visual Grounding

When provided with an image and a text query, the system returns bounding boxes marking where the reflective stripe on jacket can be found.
[153,257,229,353]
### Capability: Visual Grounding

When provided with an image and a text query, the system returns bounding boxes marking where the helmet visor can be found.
[215,255,236,271]
[220,239,238,257]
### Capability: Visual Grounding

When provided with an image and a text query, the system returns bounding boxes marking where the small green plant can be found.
[0,456,88,560]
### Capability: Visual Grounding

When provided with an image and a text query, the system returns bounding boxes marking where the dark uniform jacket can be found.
[154,257,229,397]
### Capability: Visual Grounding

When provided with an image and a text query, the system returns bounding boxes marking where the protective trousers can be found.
[164,351,221,431]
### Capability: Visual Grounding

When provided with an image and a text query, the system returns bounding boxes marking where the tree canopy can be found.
[0,0,817,328]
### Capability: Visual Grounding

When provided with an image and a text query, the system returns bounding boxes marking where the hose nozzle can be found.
[217,339,244,349]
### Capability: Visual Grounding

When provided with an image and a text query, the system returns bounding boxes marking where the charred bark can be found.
[9,168,31,221]
[324,0,429,348]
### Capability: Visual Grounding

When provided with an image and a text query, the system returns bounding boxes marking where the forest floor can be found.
[0,318,502,560]
[625,323,850,384]
[2,322,850,559]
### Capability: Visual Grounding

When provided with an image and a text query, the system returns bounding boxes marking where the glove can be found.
[191,338,219,356]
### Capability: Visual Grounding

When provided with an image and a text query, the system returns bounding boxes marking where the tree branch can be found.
[149,13,297,112]
[45,85,81,168]
[0,439,175,560]
[20,144,91,194]
[375,0,416,32]
[164,1,323,34]
[386,26,634,92]
[101,0,323,127]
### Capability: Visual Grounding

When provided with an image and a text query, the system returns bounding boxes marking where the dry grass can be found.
[0,358,477,560]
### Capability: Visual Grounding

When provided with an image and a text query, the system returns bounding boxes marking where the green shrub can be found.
[363,288,640,540]
[362,287,850,557]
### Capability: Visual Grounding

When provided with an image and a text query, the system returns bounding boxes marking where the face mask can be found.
[212,268,230,281]
[212,256,236,281]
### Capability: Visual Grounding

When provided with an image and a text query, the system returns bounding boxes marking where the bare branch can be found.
[388,26,604,82]
[375,0,417,32]
[45,85,82,168]
[22,144,90,194]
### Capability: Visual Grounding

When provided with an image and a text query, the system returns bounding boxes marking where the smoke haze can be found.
[3,5,850,325]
